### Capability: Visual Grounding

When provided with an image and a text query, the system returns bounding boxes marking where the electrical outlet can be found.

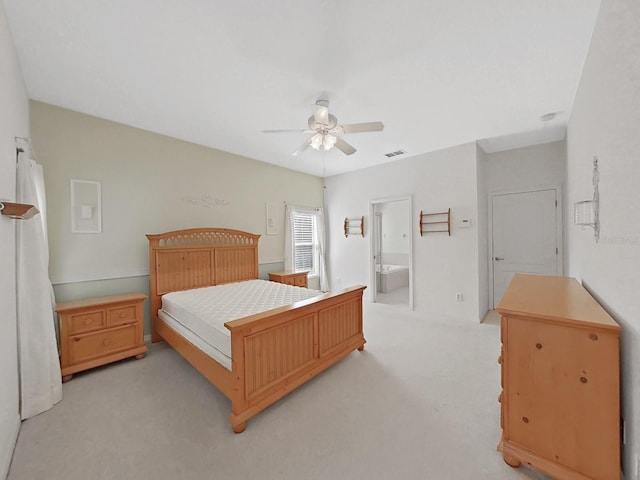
[456,293,463,302]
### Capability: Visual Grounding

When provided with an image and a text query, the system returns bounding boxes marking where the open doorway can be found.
[370,196,413,308]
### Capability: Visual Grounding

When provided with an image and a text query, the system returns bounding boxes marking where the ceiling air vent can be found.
[384,150,406,158]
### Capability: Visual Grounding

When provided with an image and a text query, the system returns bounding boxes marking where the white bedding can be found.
[159,279,323,370]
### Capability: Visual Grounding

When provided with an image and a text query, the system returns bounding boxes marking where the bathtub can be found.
[376,264,409,293]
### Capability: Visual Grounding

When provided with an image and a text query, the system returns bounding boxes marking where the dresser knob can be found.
[522,416,529,424]
[84,318,93,325]
[589,333,598,341]
[580,376,588,384]
[103,339,111,346]
[119,313,127,318]
[535,343,543,350]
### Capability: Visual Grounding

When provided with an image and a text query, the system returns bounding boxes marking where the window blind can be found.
[293,211,315,273]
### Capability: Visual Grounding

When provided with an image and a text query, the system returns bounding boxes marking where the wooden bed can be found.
[147,228,366,433]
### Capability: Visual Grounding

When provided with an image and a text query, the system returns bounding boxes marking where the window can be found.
[292,210,319,276]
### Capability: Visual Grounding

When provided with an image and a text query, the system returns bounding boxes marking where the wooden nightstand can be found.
[56,292,148,382]
[268,271,308,288]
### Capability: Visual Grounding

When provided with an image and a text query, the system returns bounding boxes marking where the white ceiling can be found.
[3,0,600,177]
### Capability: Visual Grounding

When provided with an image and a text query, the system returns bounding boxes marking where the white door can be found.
[492,189,559,306]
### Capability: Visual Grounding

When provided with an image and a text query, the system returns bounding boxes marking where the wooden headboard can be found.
[146,228,260,341]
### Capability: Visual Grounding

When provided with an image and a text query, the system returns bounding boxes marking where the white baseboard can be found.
[0,412,20,479]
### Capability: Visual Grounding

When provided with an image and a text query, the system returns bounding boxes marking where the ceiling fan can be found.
[262,99,384,156]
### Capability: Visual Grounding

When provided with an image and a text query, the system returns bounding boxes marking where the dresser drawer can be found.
[69,324,138,365]
[108,304,138,326]
[68,310,106,335]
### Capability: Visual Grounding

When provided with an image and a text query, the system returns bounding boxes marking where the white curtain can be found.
[315,207,329,292]
[283,204,295,272]
[16,157,62,419]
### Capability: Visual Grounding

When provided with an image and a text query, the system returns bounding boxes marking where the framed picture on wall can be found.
[266,202,278,235]
[70,179,102,234]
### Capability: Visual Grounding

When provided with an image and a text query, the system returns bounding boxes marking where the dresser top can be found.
[496,275,619,331]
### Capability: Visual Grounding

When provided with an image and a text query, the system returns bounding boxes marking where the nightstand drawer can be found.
[294,276,307,287]
[69,310,106,334]
[70,324,138,364]
[108,305,138,326]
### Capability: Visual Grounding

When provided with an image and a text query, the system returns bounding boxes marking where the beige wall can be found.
[31,102,324,331]
[566,0,640,476]
[0,3,29,476]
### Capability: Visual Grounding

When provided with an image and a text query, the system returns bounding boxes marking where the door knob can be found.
[494,257,504,261]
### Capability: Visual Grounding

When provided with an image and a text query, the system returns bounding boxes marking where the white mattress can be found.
[159,279,323,367]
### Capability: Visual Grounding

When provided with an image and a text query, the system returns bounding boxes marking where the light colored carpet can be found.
[8,302,549,480]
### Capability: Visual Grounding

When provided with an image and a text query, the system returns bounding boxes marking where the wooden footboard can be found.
[226,285,366,433]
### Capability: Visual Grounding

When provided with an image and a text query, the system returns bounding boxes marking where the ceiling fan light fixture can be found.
[323,134,337,151]
[310,133,323,150]
[264,98,383,157]
[310,133,337,151]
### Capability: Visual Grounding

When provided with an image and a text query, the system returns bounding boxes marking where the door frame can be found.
[369,195,414,310]
[487,184,564,309]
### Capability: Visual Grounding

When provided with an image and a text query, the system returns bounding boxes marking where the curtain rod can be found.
[15,136,32,163]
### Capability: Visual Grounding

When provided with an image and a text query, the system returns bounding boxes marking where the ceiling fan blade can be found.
[262,129,306,134]
[292,138,312,156]
[313,104,330,126]
[338,122,384,134]
[334,136,356,156]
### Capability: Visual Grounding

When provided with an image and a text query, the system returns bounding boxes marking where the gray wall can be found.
[325,142,483,321]
[483,140,566,194]
[566,0,640,476]
[475,144,489,321]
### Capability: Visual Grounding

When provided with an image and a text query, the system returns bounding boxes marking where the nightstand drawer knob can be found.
[119,313,128,318]
[84,318,93,325]
[103,339,112,347]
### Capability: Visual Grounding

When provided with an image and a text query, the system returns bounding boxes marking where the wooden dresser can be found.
[496,274,620,480]
[268,271,308,288]
[57,292,147,382]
